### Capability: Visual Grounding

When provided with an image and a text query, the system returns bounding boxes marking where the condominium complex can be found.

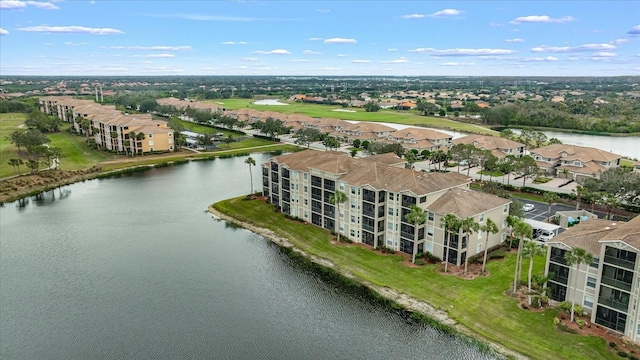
[263,150,511,265]
[545,216,640,342]
[39,96,174,154]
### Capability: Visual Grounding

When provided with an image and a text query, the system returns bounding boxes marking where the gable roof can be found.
[428,188,511,218]
[547,219,621,255]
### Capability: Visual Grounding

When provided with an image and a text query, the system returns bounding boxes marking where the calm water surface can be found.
[0,155,494,360]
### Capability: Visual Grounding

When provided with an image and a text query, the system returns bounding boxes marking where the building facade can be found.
[545,216,640,342]
[262,150,511,265]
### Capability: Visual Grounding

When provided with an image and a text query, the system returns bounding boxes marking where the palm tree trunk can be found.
[513,237,524,295]
[482,237,489,273]
[444,231,449,273]
[570,267,578,322]
[249,165,254,195]
[528,254,534,305]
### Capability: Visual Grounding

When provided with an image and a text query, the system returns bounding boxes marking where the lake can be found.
[0,155,493,360]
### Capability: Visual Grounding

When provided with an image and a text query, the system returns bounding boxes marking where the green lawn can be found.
[204,99,498,135]
[213,196,616,360]
[0,113,28,177]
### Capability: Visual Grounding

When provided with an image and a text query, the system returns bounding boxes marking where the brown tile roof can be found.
[600,216,640,249]
[531,144,621,163]
[389,128,452,141]
[270,150,471,196]
[547,219,621,255]
[342,122,395,133]
[452,134,524,151]
[428,188,511,218]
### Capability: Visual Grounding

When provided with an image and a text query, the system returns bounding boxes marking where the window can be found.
[502,219,507,229]
[574,160,581,166]
[304,199,308,205]
[304,173,308,180]
[420,196,426,203]
[339,182,345,191]
[149,147,154,151]
[148,133,153,138]
[427,227,434,236]
[477,243,482,253]
[351,201,356,209]
[584,295,594,308]
[303,211,308,218]
[388,207,394,216]
[168,133,172,137]
[148,140,154,146]
[351,215,355,223]
[389,192,394,200]
[501,233,506,242]
[351,187,356,195]
[479,213,485,222]
[478,230,483,239]
[428,212,434,221]
[503,204,509,213]
[425,243,433,252]
[590,258,599,268]
[587,276,596,288]
[350,229,355,237]
[388,222,393,231]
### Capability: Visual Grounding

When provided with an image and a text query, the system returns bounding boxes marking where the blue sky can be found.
[1,0,639,76]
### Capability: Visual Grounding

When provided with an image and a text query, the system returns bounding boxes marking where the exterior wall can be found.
[263,158,508,265]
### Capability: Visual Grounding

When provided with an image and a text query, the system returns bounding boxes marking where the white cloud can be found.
[336,53,347,57]
[441,62,475,66]
[509,15,576,24]
[387,48,398,52]
[18,25,123,35]
[381,57,408,64]
[324,37,357,44]
[0,1,26,9]
[531,43,616,53]
[26,1,59,10]
[128,45,192,51]
[351,60,371,63]
[64,41,89,46]
[429,9,463,18]
[628,25,640,36]
[610,39,628,45]
[253,49,291,55]
[221,41,246,45]
[303,50,321,55]
[593,52,617,57]
[523,56,558,62]
[242,57,259,61]
[504,38,525,43]
[401,14,425,19]
[409,47,515,56]
[308,37,322,41]
[288,59,315,63]
[133,54,175,58]
[0,27,8,35]
[316,8,329,13]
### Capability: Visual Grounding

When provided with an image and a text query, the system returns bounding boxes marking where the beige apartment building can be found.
[452,134,525,158]
[545,216,640,343]
[262,150,511,265]
[530,144,621,180]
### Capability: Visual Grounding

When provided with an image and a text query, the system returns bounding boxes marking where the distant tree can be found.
[329,190,348,242]
[294,127,322,148]
[548,137,562,145]
[8,158,24,174]
[542,192,559,220]
[350,149,357,157]
[498,155,518,185]
[138,98,158,113]
[405,150,418,169]
[438,109,446,117]
[531,131,548,149]
[322,135,340,150]
[245,156,256,196]
[361,140,370,150]
[516,155,539,188]
[364,101,380,112]
[564,248,593,322]
[519,129,535,152]
[500,129,516,140]
[352,139,361,148]
[223,134,234,148]
[25,111,60,133]
[405,205,427,263]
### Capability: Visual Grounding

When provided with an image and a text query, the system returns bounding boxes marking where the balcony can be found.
[600,276,632,292]
[362,223,375,232]
[400,231,415,240]
[282,168,290,179]
[323,179,335,191]
[550,254,568,266]
[604,255,636,270]
[401,195,416,208]
[282,179,290,191]
[363,193,376,203]
[311,176,322,187]
[598,297,630,313]
[311,205,322,214]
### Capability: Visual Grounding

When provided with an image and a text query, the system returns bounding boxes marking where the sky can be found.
[1,0,639,77]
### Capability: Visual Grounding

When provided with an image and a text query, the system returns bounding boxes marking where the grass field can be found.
[213,196,617,360]
[205,98,498,135]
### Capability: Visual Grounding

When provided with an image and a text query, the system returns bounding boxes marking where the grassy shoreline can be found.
[212,196,618,360]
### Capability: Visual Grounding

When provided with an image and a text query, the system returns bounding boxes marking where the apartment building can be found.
[530,144,621,180]
[452,134,525,158]
[386,128,452,152]
[39,96,174,154]
[544,216,640,342]
[262,150,511,265]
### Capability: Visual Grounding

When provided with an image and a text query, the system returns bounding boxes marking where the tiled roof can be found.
[389,128,451,140]
[452,134,524,151]
[531,144,621,163]
[428,188,511,218]
[548,219,621,255]
[600,216,640,249]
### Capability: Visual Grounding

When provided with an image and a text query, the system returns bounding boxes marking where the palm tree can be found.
[543,192,558,221]
[440,213,461,273]
[129,131,137,156]
[244,156,256,196]
[522,240,546,305]
[459,217,480,275]
[405,205,427,263]
[512,219,532,295]
[564,248,594,322]
[328,190,347,242]
[480,218,499,274]
[573,185,584,211]
[602,195,621,220]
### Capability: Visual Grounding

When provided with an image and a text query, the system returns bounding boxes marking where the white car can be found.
[522,203,535,212]
[538,230,555,242]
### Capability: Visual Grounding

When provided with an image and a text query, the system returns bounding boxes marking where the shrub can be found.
[488,249,506,259]
[618,351,629,358]
[576,319,586,327]
[629,355,638,360]
[553,317,561,325]
[530,296,540,308]
[557,324,577,334]
[610,342,618,348]
[415,252,424,259]
[414,259,425,266]
[574,305,584,316]
[558,301,572,313]
[539,295,549,306]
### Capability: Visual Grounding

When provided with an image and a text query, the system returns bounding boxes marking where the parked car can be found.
[537,230,555,242]
[522,203,535,212]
